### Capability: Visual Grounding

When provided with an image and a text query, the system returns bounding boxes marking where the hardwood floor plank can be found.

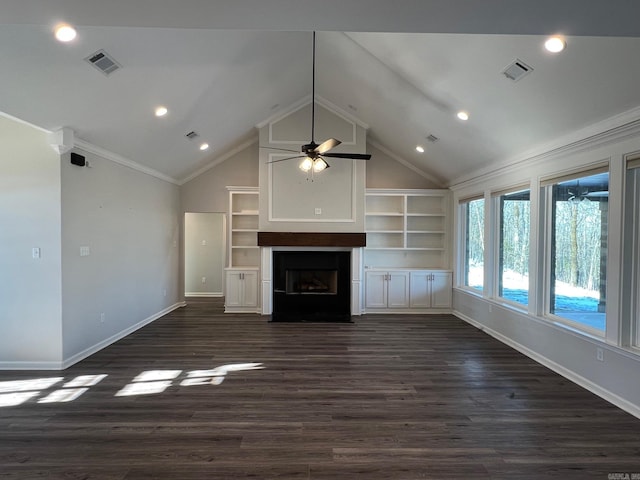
[1,301,639,479]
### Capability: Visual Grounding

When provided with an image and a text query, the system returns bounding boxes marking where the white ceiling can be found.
[2,1,640,185]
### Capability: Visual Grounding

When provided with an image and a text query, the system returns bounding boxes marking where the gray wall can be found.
[181,143,259,213]
[60,148,181,365]
[0,115,63,368]
[184,212,225,295]
[366,143,441,189]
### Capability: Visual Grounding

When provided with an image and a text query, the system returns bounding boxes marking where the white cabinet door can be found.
[365,271,388,308]
[430,272,452,309]
[409,271,431,308]
[225,271,244,307]
[387,271,410,308]
[225,270,258,309]
[241,270,258,307]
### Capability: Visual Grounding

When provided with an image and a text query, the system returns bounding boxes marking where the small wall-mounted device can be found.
[70,152,86,167]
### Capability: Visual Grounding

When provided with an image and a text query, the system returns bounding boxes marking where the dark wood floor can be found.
[1,299,639,479]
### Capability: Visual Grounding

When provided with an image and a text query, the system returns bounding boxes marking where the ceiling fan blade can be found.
[267,155,304,164]
[315,138,341,154]
[322,153,372,160]
[261,146,300,153]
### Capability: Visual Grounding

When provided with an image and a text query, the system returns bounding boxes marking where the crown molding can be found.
[179,137,258,185]
[0,111,50,133]
[368,139,444,186]
[74,139,180,185]
[449,104,640,191]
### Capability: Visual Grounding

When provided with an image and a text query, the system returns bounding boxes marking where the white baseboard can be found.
[0,360,65,370]
[60,302,186,370]
[0,302,186,371]
[184,292,223,297]
[453,310,640,420]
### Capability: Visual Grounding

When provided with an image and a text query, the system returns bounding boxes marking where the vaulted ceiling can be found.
[2,1,640,186]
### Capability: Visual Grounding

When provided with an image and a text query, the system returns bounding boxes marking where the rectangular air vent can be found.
[185,131,199,140]
[426,134,439,143]
[502,59,533,82]
[85,50,121,76]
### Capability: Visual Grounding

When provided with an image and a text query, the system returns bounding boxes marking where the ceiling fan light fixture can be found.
[299,157,313,172]
[313,158,328,172]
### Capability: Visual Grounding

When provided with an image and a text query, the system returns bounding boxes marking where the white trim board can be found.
[185,292,223,297]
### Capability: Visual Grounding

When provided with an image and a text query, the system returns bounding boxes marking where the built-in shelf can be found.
[225,187,260,313]
[364,189,450,269]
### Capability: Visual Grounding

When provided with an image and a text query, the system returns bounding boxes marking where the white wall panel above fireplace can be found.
[258,99,367,233]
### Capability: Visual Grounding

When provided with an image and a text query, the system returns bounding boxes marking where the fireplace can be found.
[271,251,351,322]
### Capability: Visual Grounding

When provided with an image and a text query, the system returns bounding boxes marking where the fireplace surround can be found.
[271,250,351,322]
[258,232,365,321]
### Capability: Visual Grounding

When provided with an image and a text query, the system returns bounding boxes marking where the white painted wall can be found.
[450,123,640,417]
[184,212,225,295]
[60,148,181,365]
[0,115,63,368]
[258,101,367,232]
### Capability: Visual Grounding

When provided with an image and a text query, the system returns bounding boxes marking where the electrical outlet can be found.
[596,347,604,362]
[100,313,105,323]
[315,207,322,215]
[201,240,207,246]
[201,276,206,284]
[32,247,41,259]
[163,289,167,297]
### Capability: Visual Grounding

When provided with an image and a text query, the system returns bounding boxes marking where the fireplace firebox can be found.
[272,251,351,322]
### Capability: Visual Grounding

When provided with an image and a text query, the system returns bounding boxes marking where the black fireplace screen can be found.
[272,251,350,321]
[286,269,338,295]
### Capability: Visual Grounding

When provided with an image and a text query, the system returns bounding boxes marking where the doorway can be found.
[184,213,226,297]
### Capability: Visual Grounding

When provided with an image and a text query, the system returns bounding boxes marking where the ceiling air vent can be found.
[502,59,533,82]
[426,134,439,143]
[85,50,121,76]
[185,131,199,140]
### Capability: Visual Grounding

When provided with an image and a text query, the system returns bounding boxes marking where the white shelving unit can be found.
[228,187,259,268]
[225,187,259,313]
[364,189,452,313]
[364,189,450,269]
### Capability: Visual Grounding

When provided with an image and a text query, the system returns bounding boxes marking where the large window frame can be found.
[541,166,609,336]
[623,155,640,348]
[459,196,485,293]
[493,187,531,309]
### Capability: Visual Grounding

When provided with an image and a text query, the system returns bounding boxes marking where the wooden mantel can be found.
[257,232,366,247]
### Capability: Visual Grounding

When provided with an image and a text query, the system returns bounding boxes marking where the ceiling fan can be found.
[265,32,371,173]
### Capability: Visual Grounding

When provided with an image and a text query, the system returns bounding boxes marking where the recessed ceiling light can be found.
[457,111,469,121]
[545,36,566,53]
[54,24,77,43]
[199,143,209,151]
[154,106,168,117]
[416,146,425,153]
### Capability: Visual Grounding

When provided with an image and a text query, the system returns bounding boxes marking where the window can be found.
[462,198,484,291]
[624,156,640,347]
[546,170,609,332]
[498,189,530,306]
